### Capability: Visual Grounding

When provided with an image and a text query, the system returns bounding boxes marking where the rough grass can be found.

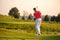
[0,14,60,40]
[0,28,60,40]
[0,14,32,22]
[0,14,60,33]
[0,22,60,33]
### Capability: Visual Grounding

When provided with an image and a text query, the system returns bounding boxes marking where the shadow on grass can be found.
[0,36,34,40]
[0,35,60,40]
[40,35,60,40]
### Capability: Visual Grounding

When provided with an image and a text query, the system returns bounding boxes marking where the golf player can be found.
[33,8,42,35]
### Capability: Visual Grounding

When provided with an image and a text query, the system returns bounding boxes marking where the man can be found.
[33,8,42,35]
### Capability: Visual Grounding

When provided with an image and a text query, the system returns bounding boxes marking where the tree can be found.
[55,17,58,22]
[22,10,28,20]
[22,16,25,20]
[8,7,20,18]
[28,13,33,20]
[51,16,56,21]
[57,13,60,22]
[44,15,49,21]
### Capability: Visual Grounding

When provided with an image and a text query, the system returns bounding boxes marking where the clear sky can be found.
[0,0,60,16]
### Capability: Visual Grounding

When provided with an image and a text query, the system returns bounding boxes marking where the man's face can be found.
[33,8,36,12]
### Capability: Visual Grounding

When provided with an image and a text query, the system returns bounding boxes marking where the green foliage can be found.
[28,13,33,20]
[51,16,56,21]
[8,7,20,18]
[44,15,49,21]
[22,16,25,20]
[51,13,60,22]
[57,13,60,22]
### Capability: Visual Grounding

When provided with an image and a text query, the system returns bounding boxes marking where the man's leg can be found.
[35,19,41,35]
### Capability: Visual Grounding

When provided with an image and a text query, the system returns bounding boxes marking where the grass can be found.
[0,28,60,40]
[0,22,60,33]
[0,14,60,40]
[0,14,33,22]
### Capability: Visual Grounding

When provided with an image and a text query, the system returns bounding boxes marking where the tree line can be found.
[43,13,60,22]
[8,7,60,22]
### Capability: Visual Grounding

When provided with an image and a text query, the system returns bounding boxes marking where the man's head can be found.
[33,8,36,12]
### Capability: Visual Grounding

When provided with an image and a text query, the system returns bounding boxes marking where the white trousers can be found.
[35,18,41,35]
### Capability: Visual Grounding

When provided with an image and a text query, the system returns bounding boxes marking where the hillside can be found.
[0,14,60,40]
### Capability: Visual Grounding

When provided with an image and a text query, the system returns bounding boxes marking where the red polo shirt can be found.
[34,11,42,19]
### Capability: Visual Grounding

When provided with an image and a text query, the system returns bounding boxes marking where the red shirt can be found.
[34,11,42,19]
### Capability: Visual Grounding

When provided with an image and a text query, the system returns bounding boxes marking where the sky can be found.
[0,0,60,16]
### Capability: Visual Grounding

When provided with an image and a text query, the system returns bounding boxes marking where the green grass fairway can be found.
[0,28,60,40]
